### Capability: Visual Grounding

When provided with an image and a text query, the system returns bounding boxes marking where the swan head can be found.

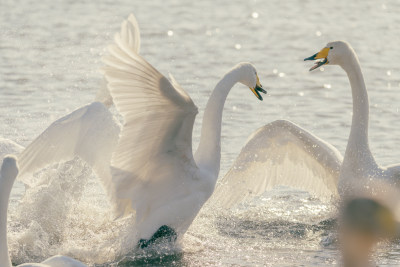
[304,41,354,71]
[1,155,19,182]
[235,62,267,101]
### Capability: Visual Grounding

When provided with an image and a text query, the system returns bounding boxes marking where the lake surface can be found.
[1,0,400,265]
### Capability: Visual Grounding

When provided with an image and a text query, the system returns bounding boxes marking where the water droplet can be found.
[298,92,304,96]
[232,106,237,111]
[251,12,259,19]
[167,30,174,36]
[387,70,391,76]
[205,30,212,36]
[278,72,285,77]
[272,69,278,74]
[315,31,322,37]
[234,44,241,50]
[320,67,325,72]
[323,84,331,89]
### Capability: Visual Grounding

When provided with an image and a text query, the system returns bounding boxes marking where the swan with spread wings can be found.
[213,41,400,209]
[17,14,266,247]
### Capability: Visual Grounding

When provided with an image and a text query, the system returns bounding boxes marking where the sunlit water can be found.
[1,0,400,265]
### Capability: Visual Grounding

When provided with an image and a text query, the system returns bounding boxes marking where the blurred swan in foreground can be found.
[212,41,400,207]
[339,196,398,267]
[0,156,87,266]
[17,13,266,247]
[339,179,400,267]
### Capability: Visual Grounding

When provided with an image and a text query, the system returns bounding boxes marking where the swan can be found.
[211,41,400,208]
[0,156,87,266]
[339,197,397,267]
[16,13,266,247]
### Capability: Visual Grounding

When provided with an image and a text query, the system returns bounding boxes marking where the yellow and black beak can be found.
[250,76,267,101]
[304,47,330,71]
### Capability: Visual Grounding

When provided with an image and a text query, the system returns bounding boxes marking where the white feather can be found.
[18,102,120,188]
[212,120,342,208]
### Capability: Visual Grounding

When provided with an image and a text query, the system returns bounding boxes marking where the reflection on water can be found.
[217,217,337,241]
[117,251,186,267]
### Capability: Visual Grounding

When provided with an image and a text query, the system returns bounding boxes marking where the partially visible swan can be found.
[17,13,266,246]
[0,156,87,266]
[339,197,397,267]
[212,41,400,208]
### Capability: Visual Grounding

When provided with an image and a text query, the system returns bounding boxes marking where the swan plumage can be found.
[0,156,87,267]
[16,13,266,243]
[212,119,343,208]
[213,41,400,208]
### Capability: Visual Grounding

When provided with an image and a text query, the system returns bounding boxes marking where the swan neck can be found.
[341,52,376,171]
[0,175,13,267]
[195,69,240,177]
[343,55,369,139]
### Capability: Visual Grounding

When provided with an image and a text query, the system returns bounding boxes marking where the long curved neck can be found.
[0,175,13,267]
[195,68,242,178]
[341,51,377,170]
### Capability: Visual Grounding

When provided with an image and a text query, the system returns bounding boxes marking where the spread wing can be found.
[212,120,343,208]
[17,14,143,188]
[102,14,198,217]
[17,102,120,187]
[95,14,141,107]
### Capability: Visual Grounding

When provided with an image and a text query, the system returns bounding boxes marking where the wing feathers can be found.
[212,120,343,208]
[102,14,198,217]
[17,102,120,188]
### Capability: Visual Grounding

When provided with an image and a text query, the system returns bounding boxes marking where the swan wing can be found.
[102,14,198,217]
[17,102,120,187]
[212,120,343,208]
[95,14,141,107]
[384,164,400,187]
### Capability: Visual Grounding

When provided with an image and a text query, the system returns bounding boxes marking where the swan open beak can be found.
[250,76,267,101]
[304,47,330,71]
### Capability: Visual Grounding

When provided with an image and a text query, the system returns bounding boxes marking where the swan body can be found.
[213,41,400,207]
[0,156,87,267]
[17,13,266,243]
[306,41,400,197]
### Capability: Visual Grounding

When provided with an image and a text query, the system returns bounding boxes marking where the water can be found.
[1,0,400,265]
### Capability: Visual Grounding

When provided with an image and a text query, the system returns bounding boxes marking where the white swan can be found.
[17,13,266,246]
[212,41,400,208]
[0,156,87,266]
